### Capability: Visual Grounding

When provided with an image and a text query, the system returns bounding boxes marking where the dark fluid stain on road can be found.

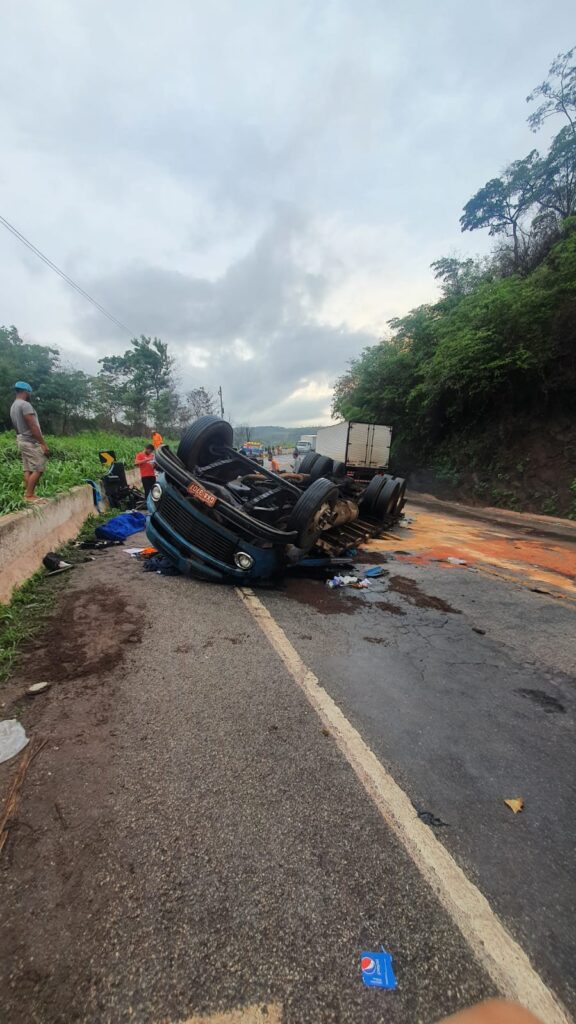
[21,585,143,682]
[374,600,407,616]
[285,578,359,614]
[388,575,462,614]
[515,688,566,714]
[353,550,390,564]
[363,635,390,644]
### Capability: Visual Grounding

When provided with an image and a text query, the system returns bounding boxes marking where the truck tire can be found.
[288,478,339,549]
[358,473,388,515]
[177,416,233,470]
[309,455,334,480]
[332,461,346,479]
[394,477,406,512]
[299,452,319,474]
[375,479,401,519]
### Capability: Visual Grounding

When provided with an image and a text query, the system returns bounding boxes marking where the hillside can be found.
[334,221,576,518]
[233,425,323,446]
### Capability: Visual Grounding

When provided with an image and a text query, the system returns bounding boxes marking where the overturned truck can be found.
[147,416,406,584]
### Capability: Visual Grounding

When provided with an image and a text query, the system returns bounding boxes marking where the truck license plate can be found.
[187,482,217,507]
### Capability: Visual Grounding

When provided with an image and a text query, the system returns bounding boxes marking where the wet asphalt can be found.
[1,509,574,1023]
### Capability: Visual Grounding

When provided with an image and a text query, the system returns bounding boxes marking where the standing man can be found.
[10,381,49,502]
[135,443,156,498]
[151,429,163,449]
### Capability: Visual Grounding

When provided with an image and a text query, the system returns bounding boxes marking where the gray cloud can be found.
[0,0,573,422]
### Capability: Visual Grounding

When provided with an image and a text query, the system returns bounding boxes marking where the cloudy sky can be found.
[1,1,574,425]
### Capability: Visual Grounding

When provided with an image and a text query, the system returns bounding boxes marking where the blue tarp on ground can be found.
[95,511,148,540]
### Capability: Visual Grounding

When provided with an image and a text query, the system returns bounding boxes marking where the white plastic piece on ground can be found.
[0,719,29,763]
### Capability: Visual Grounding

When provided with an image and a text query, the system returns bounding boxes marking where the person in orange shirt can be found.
[135,444,156,498]
[151,430,163,448]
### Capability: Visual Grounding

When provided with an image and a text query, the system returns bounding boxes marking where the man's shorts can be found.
[17,437,47,473]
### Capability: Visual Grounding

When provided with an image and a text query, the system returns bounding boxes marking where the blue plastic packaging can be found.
[361,948,397,989]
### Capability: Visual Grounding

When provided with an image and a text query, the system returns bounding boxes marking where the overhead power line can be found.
[0,213,136,337]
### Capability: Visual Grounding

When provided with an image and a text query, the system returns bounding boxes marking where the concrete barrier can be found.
[0,469,142,605]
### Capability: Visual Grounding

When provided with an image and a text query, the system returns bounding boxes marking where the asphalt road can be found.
[0,503,574,1024]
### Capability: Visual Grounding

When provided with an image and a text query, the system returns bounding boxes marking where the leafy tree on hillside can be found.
[460,153,540,270]
[527,46,576,134]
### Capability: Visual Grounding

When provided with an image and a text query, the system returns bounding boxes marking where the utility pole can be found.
[218,385,224,419]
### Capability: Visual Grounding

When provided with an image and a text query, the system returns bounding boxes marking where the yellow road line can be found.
[237,586,571,1024]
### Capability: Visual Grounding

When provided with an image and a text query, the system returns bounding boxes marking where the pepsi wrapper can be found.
[361,949,397,989]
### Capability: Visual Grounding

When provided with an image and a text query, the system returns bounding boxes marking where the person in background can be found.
[135,443,156,498]
[292,448,301,472]
[10,381,49,502]
[151,430,163,449]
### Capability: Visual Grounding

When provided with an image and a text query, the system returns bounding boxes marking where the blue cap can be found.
[14,381,32,392]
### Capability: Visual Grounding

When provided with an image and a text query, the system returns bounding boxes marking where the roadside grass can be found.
[0,431,175,515]
[0,510,117,688]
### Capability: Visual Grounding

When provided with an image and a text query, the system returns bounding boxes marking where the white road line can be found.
[172,1004,281,1024]
[237,587,571,1024]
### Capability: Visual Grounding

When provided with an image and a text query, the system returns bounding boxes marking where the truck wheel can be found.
[375,479,401,519]
[299,452,319,474]
[394,478,406,513]
[177,416,233,469]
[309,455,334,480]
[332,461,346,479]
[288,478,339,549]
[358,474,388,515]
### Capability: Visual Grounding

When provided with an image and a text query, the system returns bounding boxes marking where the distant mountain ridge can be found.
[233,424,325,445]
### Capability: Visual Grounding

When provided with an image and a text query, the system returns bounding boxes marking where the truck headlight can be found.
[151,483,163,503]
[234,551,254,570]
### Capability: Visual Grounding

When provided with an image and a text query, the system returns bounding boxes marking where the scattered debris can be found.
[42,553,74,575]
[326,574,362,588]
[0,737,47,855]
[26,681,51,697]
[363,636,389,645]
[472,627,486,635]
[447,557,467,565]
[0,720,29,764]
[361,949,397,990]
[416,808,449,828]
[142,554,182,576]
[95,510,147,541]
[321,728,330,737]
[77,538,124,549]
[363,566,385,578]
[504,798,524,814]
[530,587,552,596]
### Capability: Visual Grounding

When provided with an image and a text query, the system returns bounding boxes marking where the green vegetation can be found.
[1,327,215,436]
[334,48,576,515]
[0,431,152,514]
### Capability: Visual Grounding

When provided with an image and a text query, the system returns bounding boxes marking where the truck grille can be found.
[156,492,237,565]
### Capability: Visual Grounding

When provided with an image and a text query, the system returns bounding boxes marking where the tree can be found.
[460,153,540,270]
[0,325,59,429]
[534,127,576,221]
[97,335,176,432]
[38,368,92,434]
[183,387,215,421]
[237,424,253,443]
[527,47,576,135]
[431,257,489,298]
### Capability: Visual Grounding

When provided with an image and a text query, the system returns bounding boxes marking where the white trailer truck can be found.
[315,421,392,477]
